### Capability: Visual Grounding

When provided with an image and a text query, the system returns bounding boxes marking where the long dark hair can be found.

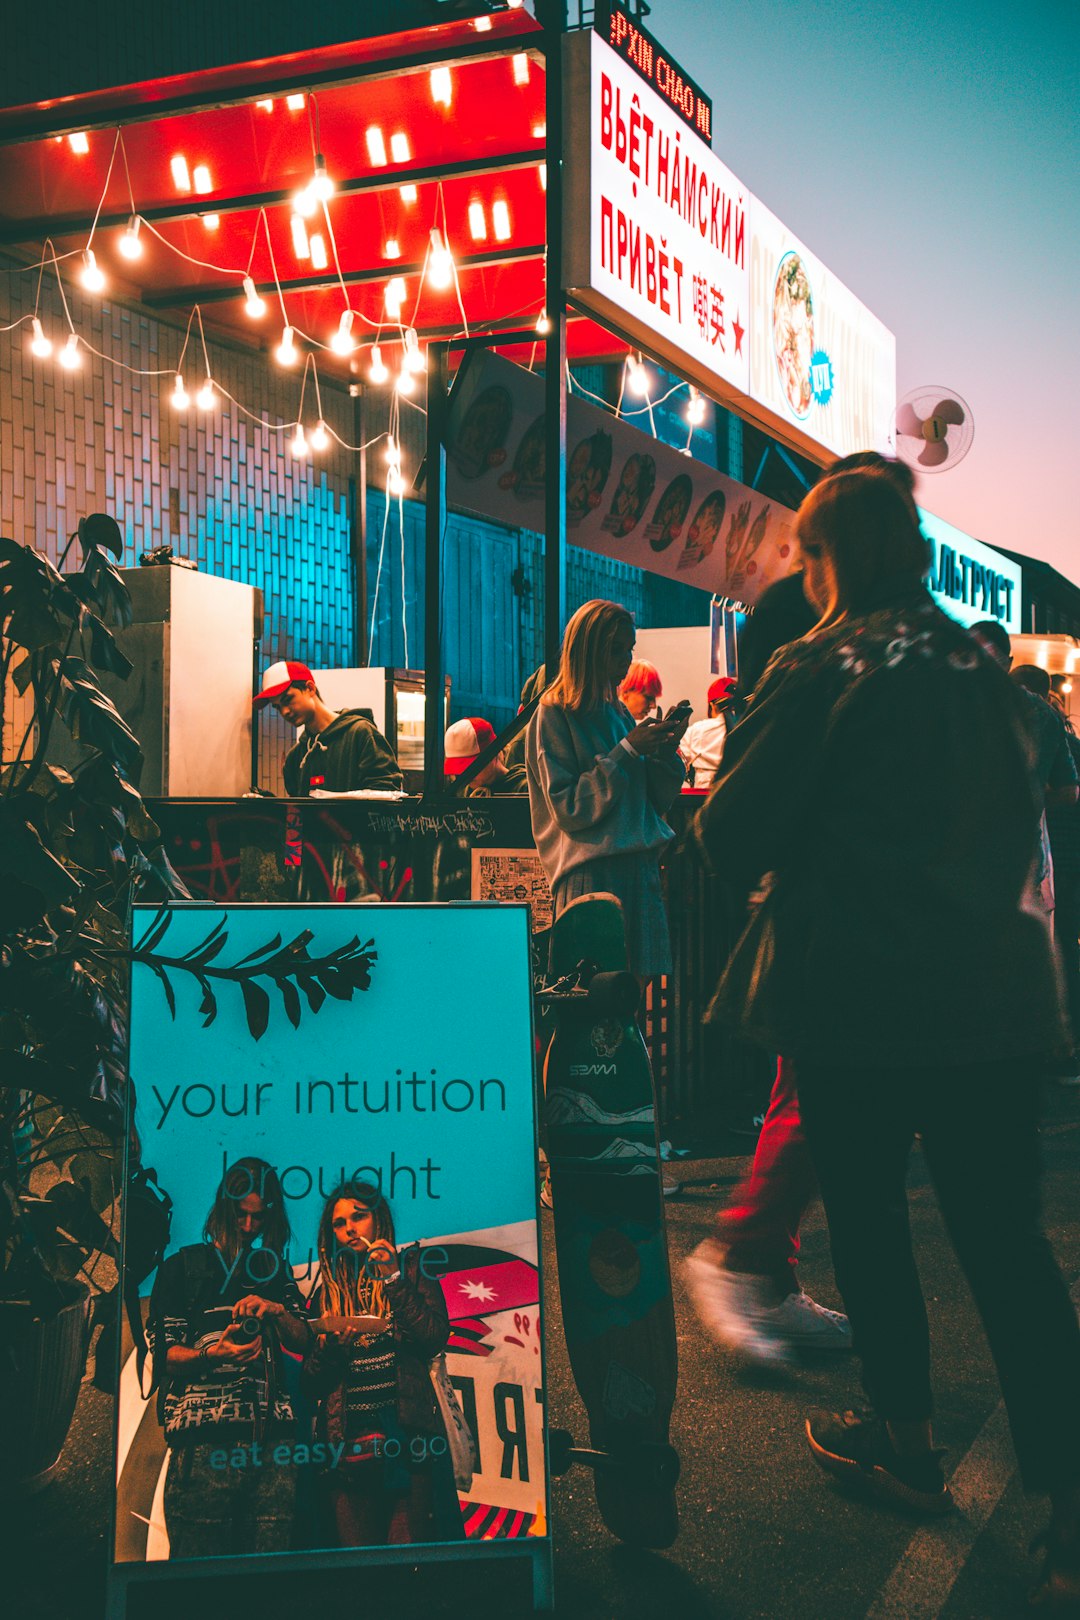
[203,1157,291,1268]
[316,1181,397,1320]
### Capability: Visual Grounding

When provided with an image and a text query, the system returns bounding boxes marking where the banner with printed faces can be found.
[445,348,798,607]
[115,903,546,1571]
[748,198,897,461]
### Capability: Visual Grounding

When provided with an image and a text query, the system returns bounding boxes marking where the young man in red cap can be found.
[254,660,402,795]
[443,717,526,795]
[678,677,737,791]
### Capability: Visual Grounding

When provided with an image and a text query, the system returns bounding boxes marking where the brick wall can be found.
[1,253,359,789]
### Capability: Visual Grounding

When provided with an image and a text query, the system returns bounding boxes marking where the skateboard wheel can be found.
[639,1441,681,1491]
[586,970,640,1019]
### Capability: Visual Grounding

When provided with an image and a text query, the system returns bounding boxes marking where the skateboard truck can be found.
[548,1427,680,1492]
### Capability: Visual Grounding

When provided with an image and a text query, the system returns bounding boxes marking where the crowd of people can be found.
[521,457,1080,1612]
[250,455,1080,1608]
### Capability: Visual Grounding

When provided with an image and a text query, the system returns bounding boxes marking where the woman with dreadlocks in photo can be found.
[303,1182,463,1547]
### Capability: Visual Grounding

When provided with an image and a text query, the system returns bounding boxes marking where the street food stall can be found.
[0,1,902,1129]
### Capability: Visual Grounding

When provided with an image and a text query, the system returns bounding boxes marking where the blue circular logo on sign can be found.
[810,349,835,407]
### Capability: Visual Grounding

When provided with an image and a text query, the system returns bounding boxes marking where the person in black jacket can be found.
[254,660,403,795]
[303,1182,462,1548]
[696,467,1080,1604]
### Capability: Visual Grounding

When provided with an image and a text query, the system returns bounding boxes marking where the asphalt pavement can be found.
[6,1086,1079,1620]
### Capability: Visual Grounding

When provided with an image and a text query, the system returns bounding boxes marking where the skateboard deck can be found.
[542,892,679,1548]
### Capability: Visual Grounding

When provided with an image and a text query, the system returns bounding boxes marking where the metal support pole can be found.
[351,389,369,666]
[542,0,568,684]
[423,343,449,791]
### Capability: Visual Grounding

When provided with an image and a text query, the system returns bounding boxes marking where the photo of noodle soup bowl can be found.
[772,251,814,419]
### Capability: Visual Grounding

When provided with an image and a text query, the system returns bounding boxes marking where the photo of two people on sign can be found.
[116,1154,543,1563]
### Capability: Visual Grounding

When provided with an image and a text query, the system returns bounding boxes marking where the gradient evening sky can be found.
[648,0,1079,581]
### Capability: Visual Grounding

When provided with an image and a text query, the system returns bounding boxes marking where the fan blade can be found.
[896,403,924,438]
[918,439,950,468]
[932,398,966,426]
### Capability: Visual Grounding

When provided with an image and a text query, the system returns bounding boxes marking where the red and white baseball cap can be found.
[254,660,314,707]
[444,717,497,775]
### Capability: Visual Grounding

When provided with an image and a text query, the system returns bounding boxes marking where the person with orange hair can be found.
[618,658,663,721]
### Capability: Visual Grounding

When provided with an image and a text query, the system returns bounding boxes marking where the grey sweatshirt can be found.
[525,701,684,891]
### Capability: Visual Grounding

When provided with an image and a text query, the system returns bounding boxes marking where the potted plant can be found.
[0,513,185,1495]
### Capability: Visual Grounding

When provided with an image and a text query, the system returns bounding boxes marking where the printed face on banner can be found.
[445,349,798,606]
[115,904,545,1568]
[578,30,751,396]
[748,198,896,459]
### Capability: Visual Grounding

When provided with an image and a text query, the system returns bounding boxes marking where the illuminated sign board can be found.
[920,507,1021,631]
[593,0,713,146]
[564,31,896,466]
[565,29,751,399]
[748,199,897,461]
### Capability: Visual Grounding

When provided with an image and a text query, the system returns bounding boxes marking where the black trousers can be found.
[798,1059,1080,1493]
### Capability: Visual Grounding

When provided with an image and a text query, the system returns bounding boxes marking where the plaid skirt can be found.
[551,854,672,979]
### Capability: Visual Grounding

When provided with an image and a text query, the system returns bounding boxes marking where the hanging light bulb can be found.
[59,333,81,370]
[535,308,552,336]
[1062,679,1074,695]
[171,373,189,409]
[403,328,426,374]
[627,356,650,397]
[385,435,401,469]
[291,423,309,457]
[384,277,406,319]
[119,215,143,260]
[388,469,406,496]
[30,317,53,358]
[368,345,389,384]
[196,378,215,410]
[310,419,330,452]
[430,67,453,107]
[293,186,317,219]
[330,310,356,356]
[291,214,310,260]
[309,152,334,202]
[427,228,453,290]
[686,386,707,426]
[80,248,105,293]
[243,275,266,317]
[276,326,298,366]
[492,198,512,241]
[395,366,416,397]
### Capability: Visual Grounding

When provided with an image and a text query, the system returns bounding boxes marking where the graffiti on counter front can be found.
[366,809,496,839]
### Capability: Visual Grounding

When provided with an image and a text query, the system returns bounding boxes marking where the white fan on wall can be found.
[893,386,974,472]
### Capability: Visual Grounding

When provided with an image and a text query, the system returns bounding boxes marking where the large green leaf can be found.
[78,514,123,559]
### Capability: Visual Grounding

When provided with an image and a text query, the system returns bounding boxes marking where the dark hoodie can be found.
[283,709,403,795]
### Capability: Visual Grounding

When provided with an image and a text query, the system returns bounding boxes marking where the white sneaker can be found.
[681,1246,791,1366]
[759,1288,852,1351]
[682,1245,851,1363]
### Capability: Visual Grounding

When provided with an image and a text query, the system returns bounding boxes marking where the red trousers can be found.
[717,1055,817,1289]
